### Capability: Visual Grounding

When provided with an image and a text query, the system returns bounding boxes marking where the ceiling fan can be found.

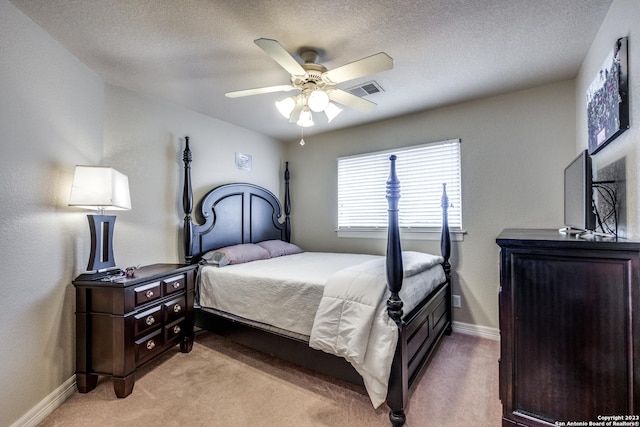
[225,38,393,127]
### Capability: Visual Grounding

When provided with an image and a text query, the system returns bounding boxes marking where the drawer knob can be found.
[173,304,182,313]
[173,325,181,334]
[145,315,155,326]
[146,339,155,350]
[172,282,180,289]
[145,290,154,299]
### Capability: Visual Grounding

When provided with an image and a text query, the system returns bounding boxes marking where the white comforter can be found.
[309,251,444,408]
[199,252,379,335]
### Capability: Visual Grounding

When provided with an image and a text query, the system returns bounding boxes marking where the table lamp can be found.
[68,165,131,278]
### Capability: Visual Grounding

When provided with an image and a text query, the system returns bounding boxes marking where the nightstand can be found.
[73,263,196,398]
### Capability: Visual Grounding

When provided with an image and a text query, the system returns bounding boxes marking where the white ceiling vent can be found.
[346,80,384,97]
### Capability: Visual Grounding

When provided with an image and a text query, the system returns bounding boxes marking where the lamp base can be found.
[87,214,117,272]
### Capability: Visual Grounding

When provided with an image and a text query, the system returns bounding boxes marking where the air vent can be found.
[346,80,384,97]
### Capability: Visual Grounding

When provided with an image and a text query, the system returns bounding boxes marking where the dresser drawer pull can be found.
[145,315,155,326]
[146,339,156,350]
[145,290,154,299]
[173,304,182,313]
[172,281,181,289]
[173,325,181,334]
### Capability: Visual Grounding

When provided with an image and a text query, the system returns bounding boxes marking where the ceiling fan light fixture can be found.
[275,96,296,118]
[324,102,343,122]
[297,108,314,127]
[307,89,330,112]
[226,38,393,131]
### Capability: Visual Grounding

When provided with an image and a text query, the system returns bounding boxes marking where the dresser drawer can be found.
[164,317,186,344]
[135,329,163,362]
[163,275,185,295]
[134,282,161,306]
[164,295,186,322]
[134,305,162,337]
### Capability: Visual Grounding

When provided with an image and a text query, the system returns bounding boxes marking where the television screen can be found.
[564,149,595,231]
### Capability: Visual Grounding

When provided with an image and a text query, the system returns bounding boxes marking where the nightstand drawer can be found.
[164,317,186,343]
[135,329,163,362]
[134,282,161,306]
[164,295,186,322]
[134,305,162,337]
[163,275,185,295]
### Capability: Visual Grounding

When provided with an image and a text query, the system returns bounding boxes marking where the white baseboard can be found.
[10,376,76,427]
[452,320,500,341]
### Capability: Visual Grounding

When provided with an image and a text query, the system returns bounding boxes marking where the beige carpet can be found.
[39,331,501,426]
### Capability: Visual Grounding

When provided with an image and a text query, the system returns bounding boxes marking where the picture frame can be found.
[235,152,252,171]
[587,37,629,155]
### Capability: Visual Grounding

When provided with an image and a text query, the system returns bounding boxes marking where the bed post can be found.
[441,183,453,335]
[386,155,403,323]
[183,137,194,264]
[385,155,407,427]
[284,161,291,242]
[440,183,451,277]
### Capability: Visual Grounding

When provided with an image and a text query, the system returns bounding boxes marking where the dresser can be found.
[497,229,640,426]
[73,263,196,397]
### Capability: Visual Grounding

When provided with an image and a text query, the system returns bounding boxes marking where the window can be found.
[337,139,462,236]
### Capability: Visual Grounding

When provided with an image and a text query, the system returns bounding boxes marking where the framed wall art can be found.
[587,37,629,155]
[235,152,252,171]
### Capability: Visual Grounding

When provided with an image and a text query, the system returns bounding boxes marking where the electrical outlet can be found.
[452,294,462,308]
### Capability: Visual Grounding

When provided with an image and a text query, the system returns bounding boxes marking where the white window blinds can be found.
[337,139,462,230]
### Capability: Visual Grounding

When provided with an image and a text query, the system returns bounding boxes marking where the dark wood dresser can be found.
[73,263,196,397]
[497,229,640,426]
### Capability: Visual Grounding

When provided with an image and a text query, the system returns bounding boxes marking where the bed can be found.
[180,137,452,426]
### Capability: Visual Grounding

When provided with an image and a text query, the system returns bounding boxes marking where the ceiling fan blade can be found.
[288,97,304,123]
[254,38,307,76]
[323,52,393,84]
[225,85,296,98]
[327,89,377,113]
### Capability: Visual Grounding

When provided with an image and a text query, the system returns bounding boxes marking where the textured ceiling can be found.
[10,0,613,141]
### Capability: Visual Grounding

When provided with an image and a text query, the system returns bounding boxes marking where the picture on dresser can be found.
[586,37,629,155]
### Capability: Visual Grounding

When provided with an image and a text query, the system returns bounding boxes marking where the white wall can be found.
[0,1,104,425]
[0,2,284,425]
[576,0,640,238]
[103,85,284,268]
[284,81,577,329]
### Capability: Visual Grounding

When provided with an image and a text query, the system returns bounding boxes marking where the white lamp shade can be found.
[68,166,131,211]
[296,108,315,127]
[324,102,343,122]
[275,97,296,119]
[307,90,330,112]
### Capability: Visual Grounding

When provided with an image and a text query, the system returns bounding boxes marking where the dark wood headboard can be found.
[182,137,291,263]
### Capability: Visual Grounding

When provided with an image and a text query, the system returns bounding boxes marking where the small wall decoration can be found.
[587,37,629,155]
[235,152,252,171]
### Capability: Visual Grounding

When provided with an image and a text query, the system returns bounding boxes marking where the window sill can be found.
[336,228,466,241]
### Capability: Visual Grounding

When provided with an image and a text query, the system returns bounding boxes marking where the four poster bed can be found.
[181,137,452,426]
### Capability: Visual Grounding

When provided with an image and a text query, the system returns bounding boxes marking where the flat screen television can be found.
[563,149,596,232]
